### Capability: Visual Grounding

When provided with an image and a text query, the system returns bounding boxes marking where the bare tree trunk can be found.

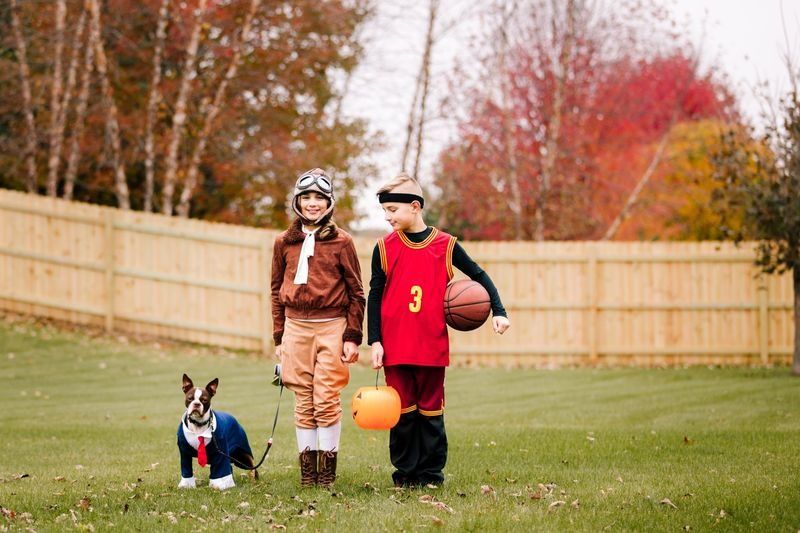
[176,0,262,218]
[400,73,422,171]
[534,0,574,241]
[411,0,438,180]
[10,0,38,193]
[793,267,800,375]
[143,0,171,213]
[50,6,87,199]
[497,0,523,240]
[88,0,130,209]
[161,0,208,215]
[602,130,670,240]
[64,4,95,201]
[46,0,67,196]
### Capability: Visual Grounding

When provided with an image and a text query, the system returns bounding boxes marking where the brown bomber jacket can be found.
[270,218,365,346]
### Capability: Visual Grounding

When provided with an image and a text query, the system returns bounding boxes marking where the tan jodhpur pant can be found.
[280,317,350,428]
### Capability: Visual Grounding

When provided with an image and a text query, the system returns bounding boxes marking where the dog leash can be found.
[210,378,284,471]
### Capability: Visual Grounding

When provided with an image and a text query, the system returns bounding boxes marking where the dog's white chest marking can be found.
[182,412,215,451]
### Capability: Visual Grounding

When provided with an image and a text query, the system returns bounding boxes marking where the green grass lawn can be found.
[1,317,799,532]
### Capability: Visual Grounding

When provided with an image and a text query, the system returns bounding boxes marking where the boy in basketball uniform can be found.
[368,172,510,488]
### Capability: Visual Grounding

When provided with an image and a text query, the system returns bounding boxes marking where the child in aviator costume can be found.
[271,168,365,487]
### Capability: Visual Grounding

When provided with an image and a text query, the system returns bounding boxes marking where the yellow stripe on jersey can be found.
[378,238,388,273]
[446,236,457,280]
[397,227,439,249]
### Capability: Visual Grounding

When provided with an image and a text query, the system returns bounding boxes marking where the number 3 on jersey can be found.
[408,285,422,313]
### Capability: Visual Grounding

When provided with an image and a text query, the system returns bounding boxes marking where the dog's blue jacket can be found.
[177,411,253,480]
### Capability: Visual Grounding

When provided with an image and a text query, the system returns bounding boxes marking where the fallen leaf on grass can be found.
[480,485,495,495]
[1,507,17,520]
[683,436,694,445]
[54,476,66,482]
[571,499,580,509]
[423,515,444,526]
[432,501,454,513]
[660,498,678,509]
[12,473,30,480]
[548,500,566,511]
[418,495,454,514]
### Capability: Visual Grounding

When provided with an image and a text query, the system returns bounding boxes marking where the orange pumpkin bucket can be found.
[352,381,401,430]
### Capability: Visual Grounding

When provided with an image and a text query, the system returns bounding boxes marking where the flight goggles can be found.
[296,172,332,193]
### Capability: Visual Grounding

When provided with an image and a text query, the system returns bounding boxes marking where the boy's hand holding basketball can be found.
[342,341,359,363]
[493,316,510,334]
[371,342,384,369]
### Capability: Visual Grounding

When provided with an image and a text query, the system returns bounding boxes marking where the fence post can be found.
[588,245,599,363]
[259,233,271,355]
[104,210,115,332]
[758,276,769,364]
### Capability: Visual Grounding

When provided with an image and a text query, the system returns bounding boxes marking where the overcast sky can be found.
[341,0,800,230]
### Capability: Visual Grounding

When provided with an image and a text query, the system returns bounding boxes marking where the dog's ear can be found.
[182,374,193,394]
[206,378,219,397]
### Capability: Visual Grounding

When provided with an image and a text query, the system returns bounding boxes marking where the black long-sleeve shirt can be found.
[367,227,507,345]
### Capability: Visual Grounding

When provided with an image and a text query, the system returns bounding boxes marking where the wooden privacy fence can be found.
[0,189,794,366]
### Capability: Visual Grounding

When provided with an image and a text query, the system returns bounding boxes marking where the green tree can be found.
[713,93,800,375]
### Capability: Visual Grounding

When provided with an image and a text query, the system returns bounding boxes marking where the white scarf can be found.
[293,228,317,284]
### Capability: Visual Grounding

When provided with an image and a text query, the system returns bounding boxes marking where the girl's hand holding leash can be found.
[342,341,359,363]
[493,316,510,335]
[371,342,384,369]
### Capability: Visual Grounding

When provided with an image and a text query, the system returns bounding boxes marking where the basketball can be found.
[444,279,491,331]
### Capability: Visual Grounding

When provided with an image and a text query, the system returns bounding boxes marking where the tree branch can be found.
[143,0,171,213]
[10,0,38,192]
[46,0,67,197]
[161,0,208,215]
[176,0,262,218]
[64,1,94,201]
[88,0,130,209]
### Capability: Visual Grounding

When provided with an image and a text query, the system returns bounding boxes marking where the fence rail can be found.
[0,189,794,366]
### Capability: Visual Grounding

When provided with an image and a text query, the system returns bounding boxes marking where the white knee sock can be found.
[318,421,341,452]
[296,427,318,452]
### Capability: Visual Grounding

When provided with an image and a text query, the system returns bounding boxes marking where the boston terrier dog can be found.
[177,374,257,490]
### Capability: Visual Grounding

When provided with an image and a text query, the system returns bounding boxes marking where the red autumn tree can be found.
[434,1,739,240]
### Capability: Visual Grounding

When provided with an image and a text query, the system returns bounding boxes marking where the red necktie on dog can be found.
[197,436,208,467]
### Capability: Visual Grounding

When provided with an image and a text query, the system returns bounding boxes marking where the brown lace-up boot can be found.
[299,447,318,487]
[317,450,338,488]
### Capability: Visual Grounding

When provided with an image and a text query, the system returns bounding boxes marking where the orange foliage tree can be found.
[0,0,375,228]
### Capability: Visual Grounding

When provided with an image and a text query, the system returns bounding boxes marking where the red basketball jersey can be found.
[378,228,457,366]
